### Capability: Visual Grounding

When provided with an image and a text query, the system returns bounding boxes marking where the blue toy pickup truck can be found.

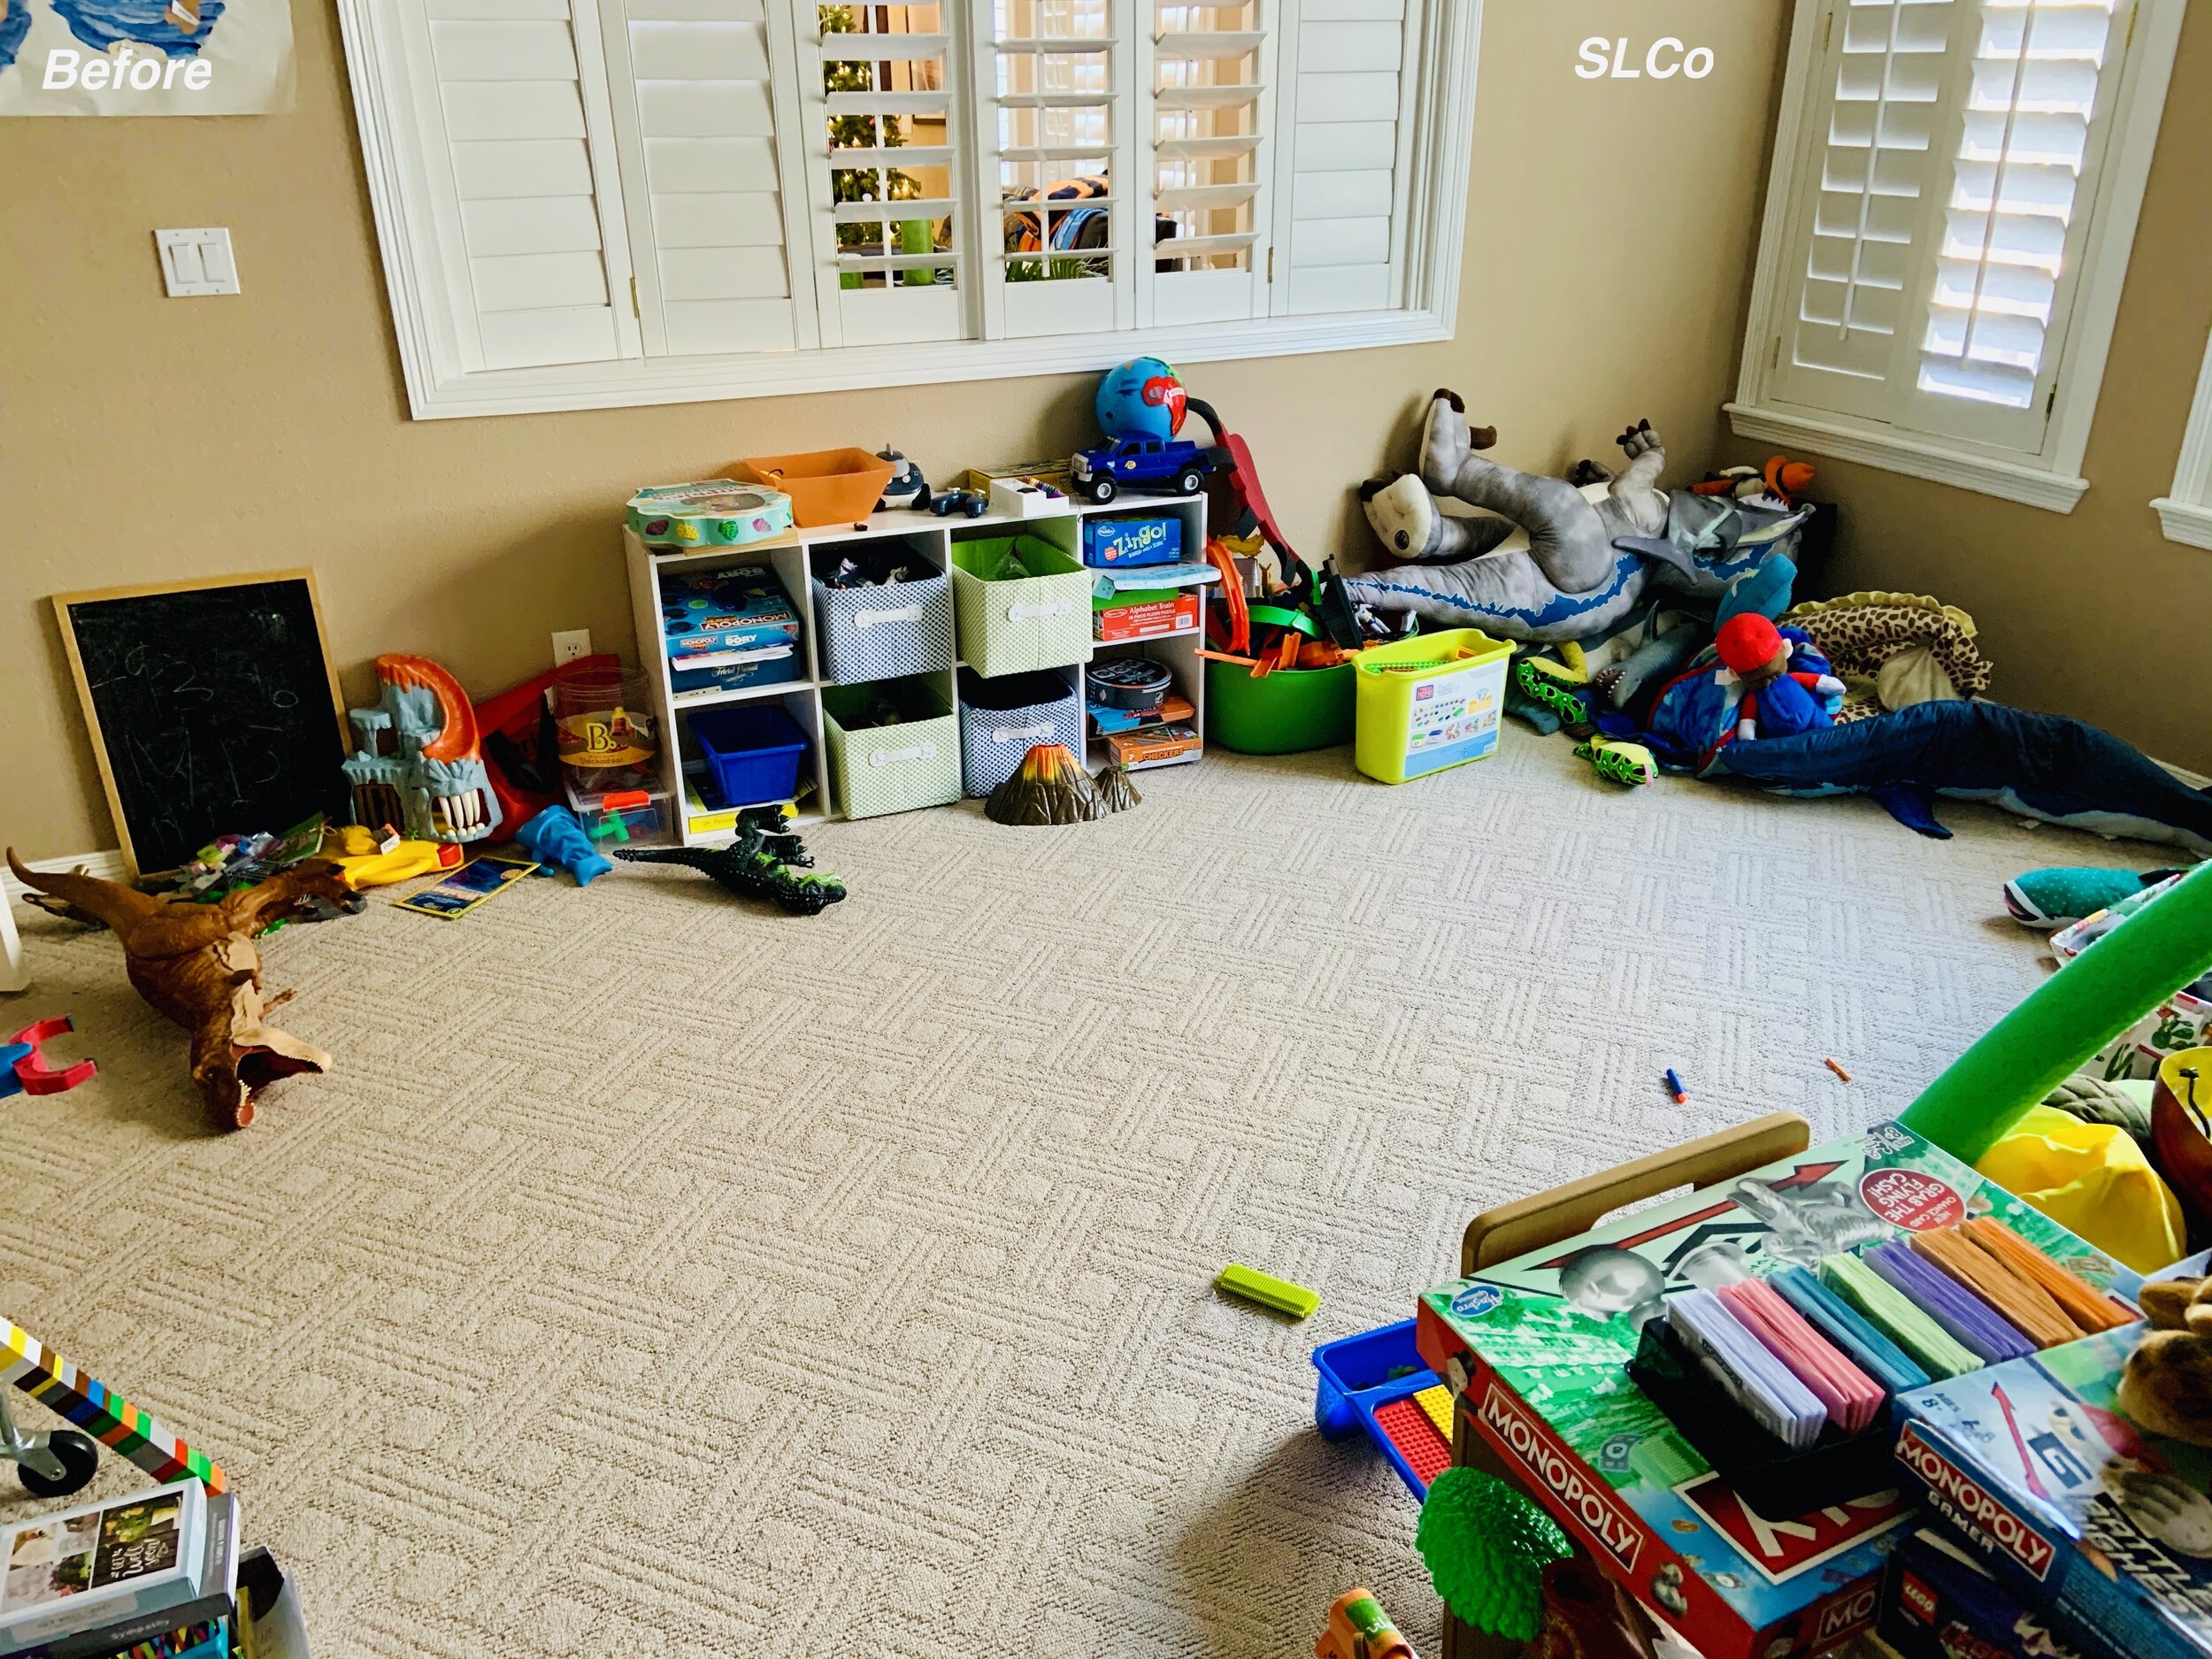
[1069,437,1219,504]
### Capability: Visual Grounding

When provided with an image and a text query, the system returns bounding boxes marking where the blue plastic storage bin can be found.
[1310,1318,1448,1499]
[687,703,809,808]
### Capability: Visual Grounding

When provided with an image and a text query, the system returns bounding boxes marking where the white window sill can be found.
[1724,403,2090,514]
[2152,496,2212,550]
[399,304,1453,421]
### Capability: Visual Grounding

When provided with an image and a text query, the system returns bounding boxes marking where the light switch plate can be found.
[156,228,240,296]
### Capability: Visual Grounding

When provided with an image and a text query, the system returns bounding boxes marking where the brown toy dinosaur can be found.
[5,849,363,1131]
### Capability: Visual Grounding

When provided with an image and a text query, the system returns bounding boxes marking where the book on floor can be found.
[4,1486,241,1659]
[0,1483,208,1652]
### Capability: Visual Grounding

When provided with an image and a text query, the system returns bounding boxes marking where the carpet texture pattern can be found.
[0,741,2131,1657]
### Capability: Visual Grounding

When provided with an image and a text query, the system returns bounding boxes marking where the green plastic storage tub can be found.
[1205,658,1356,754]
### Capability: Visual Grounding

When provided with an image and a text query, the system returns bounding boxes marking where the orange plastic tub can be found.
[733,449,895,528]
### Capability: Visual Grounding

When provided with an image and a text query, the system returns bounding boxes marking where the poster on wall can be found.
[0,0,295,115]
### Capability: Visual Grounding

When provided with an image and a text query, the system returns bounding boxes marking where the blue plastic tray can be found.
[1310,1317,1447,1498]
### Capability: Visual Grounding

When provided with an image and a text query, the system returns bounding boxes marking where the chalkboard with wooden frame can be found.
[52,570,351,879]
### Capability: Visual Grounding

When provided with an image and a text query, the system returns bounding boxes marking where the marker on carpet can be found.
[1825,1057,1853,1083]
[1215,1263,1320,1320]
[1663,1068,1688,1104]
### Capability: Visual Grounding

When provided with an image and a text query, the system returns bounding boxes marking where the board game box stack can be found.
[1890,1325,2212,1659]
[1416,1121,2138,1659]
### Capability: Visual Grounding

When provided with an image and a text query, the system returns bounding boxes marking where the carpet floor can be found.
[0,740,2152,1658]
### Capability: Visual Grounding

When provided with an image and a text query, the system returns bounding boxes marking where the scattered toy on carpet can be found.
[0,1017,97,1100]
[1214,1263,1320,1320]
[2005,865,2184,929]
[611,807,846,915]
[165,817,328,902]
[1416,1465,1571,1640]
[1576,736,1657,787]
[5,850,363,1131]
[321,823,463,888]
[1713,614,1845,741]
[983,743,1140,826]
[1314,1589,1417,1659]
[513,804,613,887]
[344,654,500,843]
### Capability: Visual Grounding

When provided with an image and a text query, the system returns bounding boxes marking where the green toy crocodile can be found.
[613,808,847,915]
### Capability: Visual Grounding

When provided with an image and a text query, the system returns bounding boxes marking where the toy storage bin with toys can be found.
[1207,657,1356,755]
[821,679,962,820]
[810,539,954,686]
[958,667,1084,797]
[1353,628,1510,784]
[949,534,1093,676]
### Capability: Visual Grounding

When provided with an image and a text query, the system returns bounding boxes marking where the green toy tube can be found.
[1901,861,2212,1164]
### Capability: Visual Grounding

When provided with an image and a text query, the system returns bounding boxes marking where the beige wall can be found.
[1809,4,2212,777]
[4,2,1794,858]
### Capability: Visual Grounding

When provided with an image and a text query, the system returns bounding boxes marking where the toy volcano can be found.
[984,744,1140,826]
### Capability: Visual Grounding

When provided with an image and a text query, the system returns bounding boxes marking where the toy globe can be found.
[1096,357,1187,442]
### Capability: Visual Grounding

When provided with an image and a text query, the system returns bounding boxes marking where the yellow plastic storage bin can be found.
[1353,629,1511,784]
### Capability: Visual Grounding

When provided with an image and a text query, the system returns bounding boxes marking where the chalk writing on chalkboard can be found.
[54,572,349,877]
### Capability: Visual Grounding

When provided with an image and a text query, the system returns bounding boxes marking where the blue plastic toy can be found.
[1311,1318,1452,1498]
[514,805,613,887]
[1095,357,1186,442]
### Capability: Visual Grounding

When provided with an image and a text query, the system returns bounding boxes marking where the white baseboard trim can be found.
[4,849,131,904]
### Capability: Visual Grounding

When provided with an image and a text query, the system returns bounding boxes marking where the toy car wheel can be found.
[1176,467,1202,495]
[962,497,987,518]
[17,1432,98,1499]
[929,496,953,516]
[1085,477,1117,504]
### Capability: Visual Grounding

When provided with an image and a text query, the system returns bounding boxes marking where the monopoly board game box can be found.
[1416,1121,2133,1659]
[1890,1327,2204,1659]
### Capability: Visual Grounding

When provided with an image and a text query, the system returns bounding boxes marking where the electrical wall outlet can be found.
[551,629,592,665]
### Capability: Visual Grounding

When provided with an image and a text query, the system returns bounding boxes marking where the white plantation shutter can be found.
[1272,0,1419,316]
[790,2,967,347]
[403,0,637,371]
[597,0,817,357]
[1769,0,1962,419]
[974,0,1130,337]
[1765,0,2133,453]
[1905,0,2127,446]
[1146,0,1277,325]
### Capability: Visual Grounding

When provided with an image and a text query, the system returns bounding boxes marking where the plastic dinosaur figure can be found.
[5,849,363,1131]
[612,809,846,916]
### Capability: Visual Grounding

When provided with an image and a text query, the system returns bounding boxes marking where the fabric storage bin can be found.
[957,668,1083,797]
[949,535,1093,675]
[811,569,954,684]
[822,680,961,819]
[688,703,810,807]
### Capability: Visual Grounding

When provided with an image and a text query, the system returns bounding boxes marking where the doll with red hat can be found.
[1715,614,1846,743]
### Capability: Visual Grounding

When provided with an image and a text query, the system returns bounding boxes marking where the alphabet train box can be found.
[1415,1121,2132,1659]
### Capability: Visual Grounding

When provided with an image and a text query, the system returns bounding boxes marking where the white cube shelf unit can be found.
[626,491,1210,842]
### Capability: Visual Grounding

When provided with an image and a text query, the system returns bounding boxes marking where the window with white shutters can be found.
[977,0,1128,337]
[1733,0,2179,511]
[790,2,965,346]
[406,0,638,372]
[337,0,1480,414]
[1907,0,2126,448]
[1148,0,1275,326]
[598,0,814,357]
[1274,0,1419,318]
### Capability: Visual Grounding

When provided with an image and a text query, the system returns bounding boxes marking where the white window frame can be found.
[337,0,1482,421]
[1725,0,2184,514]
[2153,328,2212,549]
